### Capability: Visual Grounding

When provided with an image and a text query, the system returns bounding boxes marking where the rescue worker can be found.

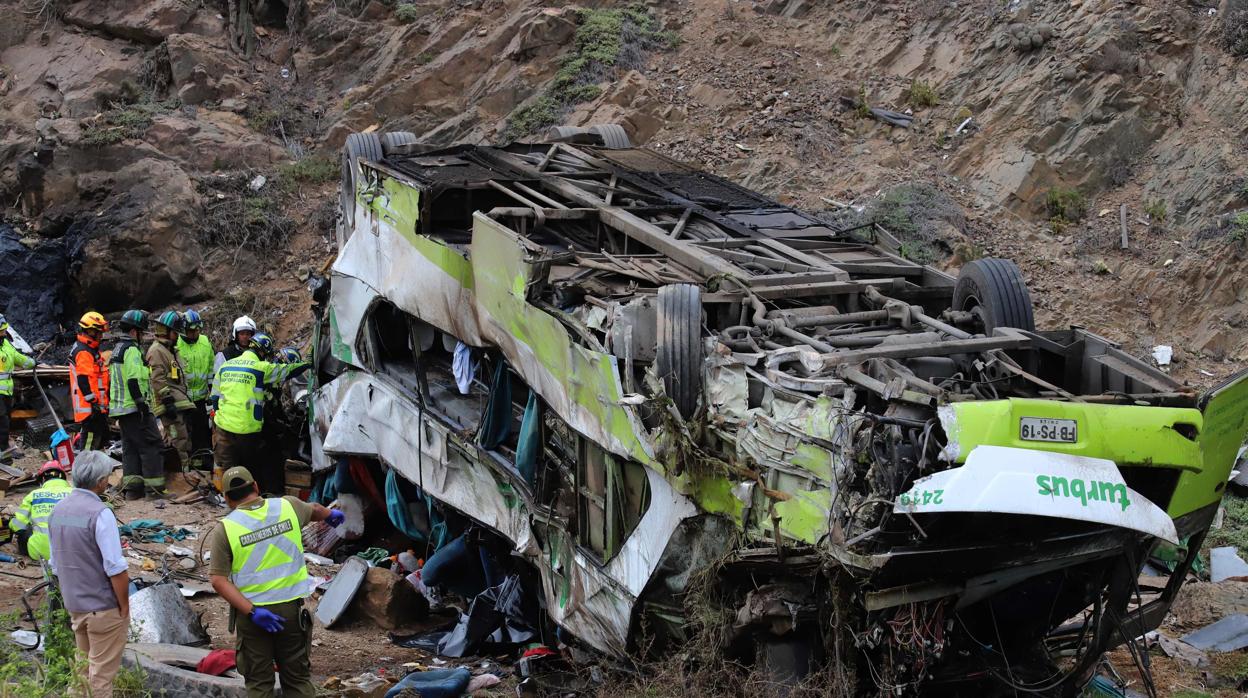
[70,311,111,451]
[258,347,306,496]
[176,309,215,470]
[211,333,309,496]
[9,461,71,561]
[147,311,195,469]
[208,466,343,698]
[109,310,165,500]
[213,315,257,378]
[0,314,35,463]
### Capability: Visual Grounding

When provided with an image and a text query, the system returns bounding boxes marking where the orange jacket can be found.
[69,333,109,422]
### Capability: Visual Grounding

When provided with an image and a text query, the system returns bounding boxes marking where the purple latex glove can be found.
[250,607,285,633]
[326,509,345,527]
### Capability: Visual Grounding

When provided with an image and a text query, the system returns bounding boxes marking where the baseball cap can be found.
[222,466,256,492]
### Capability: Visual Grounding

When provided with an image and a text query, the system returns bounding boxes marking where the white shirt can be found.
[49,489,128,578]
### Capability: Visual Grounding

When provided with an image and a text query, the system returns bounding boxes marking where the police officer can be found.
[211,333,309,495]
[207,467,343,698]
[9,461,71,561]
[109,310,165,500]
[176,309,215,469]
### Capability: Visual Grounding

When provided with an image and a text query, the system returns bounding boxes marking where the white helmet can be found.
[232,315,257,338]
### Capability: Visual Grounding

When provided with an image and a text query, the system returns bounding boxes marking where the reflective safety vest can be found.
[108,340,151,416]
[0,338,34,397]
[220,497,310,606]
[69,334,109,422]
[176,335,215,402]
[212,350,305,435]
[9,478,71,561]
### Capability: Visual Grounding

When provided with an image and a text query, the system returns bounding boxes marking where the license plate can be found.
[1020,417,1078,443]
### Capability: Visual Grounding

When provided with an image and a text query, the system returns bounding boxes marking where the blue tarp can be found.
[385,467,448,550]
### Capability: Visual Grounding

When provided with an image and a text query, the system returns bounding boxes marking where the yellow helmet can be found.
[79,311,109,332]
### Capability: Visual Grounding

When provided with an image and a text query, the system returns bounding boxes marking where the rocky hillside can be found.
[1,0,1247,380]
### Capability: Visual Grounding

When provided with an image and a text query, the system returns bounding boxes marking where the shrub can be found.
[395,2,422,23]
[1230,212,1248,243]
[81,100,177,148]
[1045,187,1087,223]
[504,4,676,138]
[1223,0,1248,56]
[907,79,939,108]
[279,156,337,188]
[1145,199,1167,223]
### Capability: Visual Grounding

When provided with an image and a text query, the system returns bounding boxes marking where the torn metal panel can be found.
[896,445,1179,543]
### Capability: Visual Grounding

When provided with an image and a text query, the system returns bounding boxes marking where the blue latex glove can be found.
[326,509,345,528]
[250,607,285,633]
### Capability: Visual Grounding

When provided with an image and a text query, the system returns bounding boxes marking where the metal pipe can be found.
[789,309,891,328]
[911,308,973,339]
[773,325,835,353]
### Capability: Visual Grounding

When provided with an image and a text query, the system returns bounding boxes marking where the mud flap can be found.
[895,445,1178,543]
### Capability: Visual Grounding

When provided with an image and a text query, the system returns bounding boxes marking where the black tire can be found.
[953,258,1035,333]
[588,123,632,149]
[656,284,703,418]
[340,132,384,231]
[546,125,585,140]
[379,131,419,154]
[122,643,248,697]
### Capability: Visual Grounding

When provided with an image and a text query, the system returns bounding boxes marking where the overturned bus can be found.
[306,128,1248,693]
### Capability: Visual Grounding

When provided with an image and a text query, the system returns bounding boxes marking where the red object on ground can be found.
[521,646,557,658]
[195,649,238,676]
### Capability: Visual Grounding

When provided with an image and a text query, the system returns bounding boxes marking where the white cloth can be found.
[452,342,475,395]
[49,489,128,577]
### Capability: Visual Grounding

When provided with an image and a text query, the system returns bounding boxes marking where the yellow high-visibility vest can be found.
[220,498,310,606]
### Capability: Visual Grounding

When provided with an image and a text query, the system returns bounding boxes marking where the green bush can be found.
[81,100,177,148]
[907,79,939,108]
[1230,212,1248,242]
[1045,187,1087,223]
[505,4,676,138]
[395,2,422,23]
[279,156,337,187]
[1144,199,1167,223]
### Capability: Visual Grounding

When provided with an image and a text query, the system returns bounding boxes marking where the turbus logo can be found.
[1036,475,1130,511]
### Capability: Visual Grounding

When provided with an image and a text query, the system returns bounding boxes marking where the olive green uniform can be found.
[207,496,317,698]
[147,339,194,468]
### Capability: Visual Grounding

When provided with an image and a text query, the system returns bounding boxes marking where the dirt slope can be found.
[1,0,1246,375]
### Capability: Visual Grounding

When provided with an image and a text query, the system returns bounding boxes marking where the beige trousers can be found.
[70,607,129,697]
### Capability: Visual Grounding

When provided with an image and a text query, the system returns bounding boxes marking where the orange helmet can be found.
[79,311,109,332]
[38,461,67,479]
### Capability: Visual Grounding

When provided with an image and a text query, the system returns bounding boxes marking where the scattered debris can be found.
[1152,345,1173,366]
[1211,546,1248,582]
[315,556,369,628]
[1182,614,1248,652]
[1149,631,1209,668]
[128,583,210,646]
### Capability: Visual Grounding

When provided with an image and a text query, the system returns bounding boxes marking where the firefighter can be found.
[0,314,35,463]
[109,310,165,500]
[147,311,195,470]
[176,309,215,470]
[70,311,111,451]
[9,461,71,561]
